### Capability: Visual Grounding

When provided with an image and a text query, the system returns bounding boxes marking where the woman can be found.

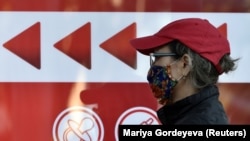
[130,18,238,124]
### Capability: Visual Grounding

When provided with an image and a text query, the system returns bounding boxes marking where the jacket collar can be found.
[157,85,219,125]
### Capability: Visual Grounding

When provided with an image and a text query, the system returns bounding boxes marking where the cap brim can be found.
[130,35,173,55]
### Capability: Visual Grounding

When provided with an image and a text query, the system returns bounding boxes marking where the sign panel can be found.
[0,12,249,82]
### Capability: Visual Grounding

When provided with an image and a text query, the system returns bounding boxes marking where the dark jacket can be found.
[157,85,228,125]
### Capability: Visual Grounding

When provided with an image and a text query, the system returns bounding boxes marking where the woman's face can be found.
[152,45,183,82]
[152,45,176,67]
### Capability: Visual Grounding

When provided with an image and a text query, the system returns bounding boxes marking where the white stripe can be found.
[0,12,249,82]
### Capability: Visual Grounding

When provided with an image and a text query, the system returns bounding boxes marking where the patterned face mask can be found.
[147,65,178,105]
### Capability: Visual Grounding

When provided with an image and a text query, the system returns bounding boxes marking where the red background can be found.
[0,0,249,12]
[0,0,250,141]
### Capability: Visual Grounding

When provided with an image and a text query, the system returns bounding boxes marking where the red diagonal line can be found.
[100,23,137,69]
[3,22,41,69]
[54,22,91,69]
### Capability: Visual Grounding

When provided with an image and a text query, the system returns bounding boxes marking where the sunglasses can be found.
[149,53,177,66]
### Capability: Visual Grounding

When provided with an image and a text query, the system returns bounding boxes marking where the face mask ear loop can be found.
[176,74,184,81]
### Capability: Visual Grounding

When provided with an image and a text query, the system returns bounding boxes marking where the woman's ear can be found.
[180,54,192,76]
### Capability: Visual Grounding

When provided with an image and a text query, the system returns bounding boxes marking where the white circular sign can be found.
[52,106,104,141]
[114,106,160,141]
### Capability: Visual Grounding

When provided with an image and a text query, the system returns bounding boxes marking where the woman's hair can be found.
[167,40,239,89]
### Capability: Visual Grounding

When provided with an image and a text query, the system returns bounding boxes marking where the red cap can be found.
[130,18,230,74]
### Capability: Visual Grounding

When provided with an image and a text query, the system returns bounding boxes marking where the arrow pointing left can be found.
[3,22,41,69]
[54,22,91,69]
[100,23,137,69]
